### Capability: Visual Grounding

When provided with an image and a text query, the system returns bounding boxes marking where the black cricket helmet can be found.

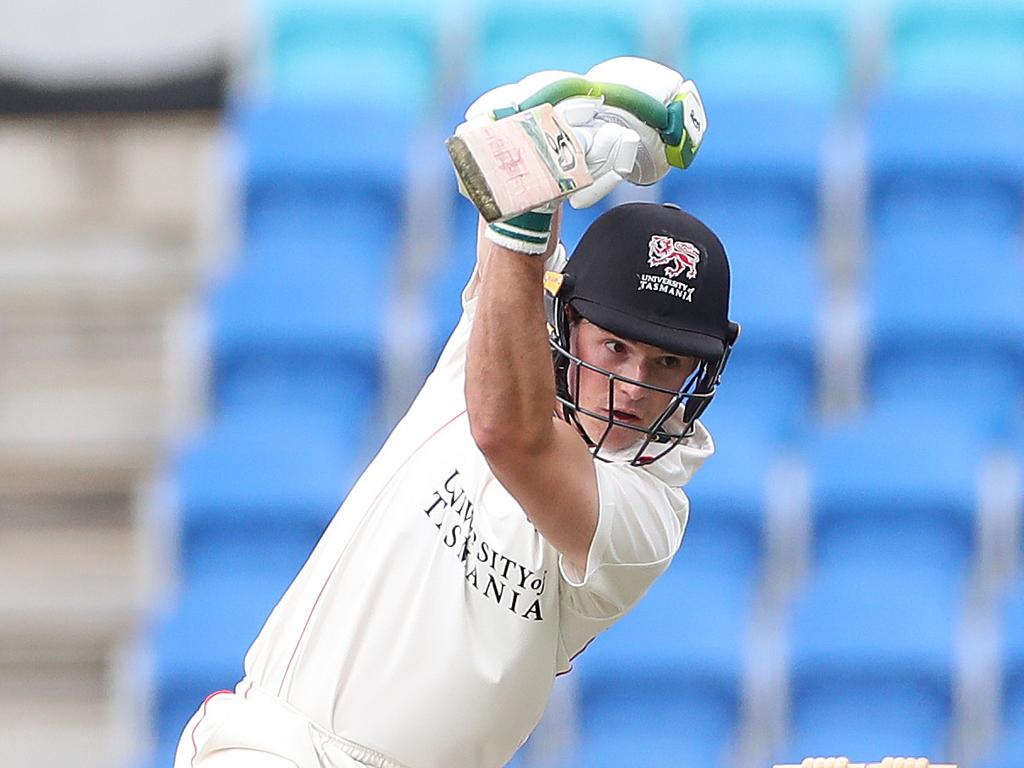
[545,202,740,465]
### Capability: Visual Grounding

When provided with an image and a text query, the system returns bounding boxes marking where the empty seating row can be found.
[250,1,1024,106]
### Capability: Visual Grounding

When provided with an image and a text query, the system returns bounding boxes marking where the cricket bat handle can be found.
[447,104,592,222]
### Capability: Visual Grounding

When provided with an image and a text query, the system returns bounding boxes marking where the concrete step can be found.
[0,519,150,643]
[0,647,146,768]
[0,116,231,263]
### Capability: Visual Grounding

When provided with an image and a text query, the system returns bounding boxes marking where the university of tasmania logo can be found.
[648,235,701,280]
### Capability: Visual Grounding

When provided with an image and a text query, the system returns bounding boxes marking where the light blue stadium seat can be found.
[661,97,827,245]
[684,3,851,105]
[711,343,814,444]
[210,255,386,434]
[572,547,752,768]
[684,413,776,574]
[868,94,1024,241]
[469,0,644,97]
[264,2,440,108]
[235,101,408,260]
[778,567,961,761]
[151,576,288,768]
[660,96,827,440]
[715,231,820,441]
[806,403,985,577]
[175,413,357,583]
[868,233,1024,437]
[886,1,1024,97]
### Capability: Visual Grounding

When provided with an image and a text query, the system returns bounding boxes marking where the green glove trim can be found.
[488,223,550,246]
[503,210,554,233]
[490,77,697,171]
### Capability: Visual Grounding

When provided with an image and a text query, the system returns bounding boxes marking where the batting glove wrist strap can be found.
[485,208,554,255]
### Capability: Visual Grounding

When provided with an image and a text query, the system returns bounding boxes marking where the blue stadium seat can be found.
[661,97,827,245]
[713,230,820,441]
[806,404,985,577]
[684,413,776,578]
[885,1,1024,97]
[151,577,288,768]
[469,0,644,98]
[778,567,961,761]
[977,738,1024,768]
[235,101,408,260]
[867,94,1024,241]
[210,255,387,435]
[174,413,357,583]
[572,416,767,764]
[264,2,440,108]
[684,3,851,105]
[868,233,1024,437]
[573,547,752,768]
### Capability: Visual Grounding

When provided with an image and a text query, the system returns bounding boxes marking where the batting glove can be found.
[465,71,629,254]
[465,58,706,214]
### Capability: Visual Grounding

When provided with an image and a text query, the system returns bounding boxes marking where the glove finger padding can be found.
[542,95,636,208]
[583,57,707,180]
[566,121,640,209]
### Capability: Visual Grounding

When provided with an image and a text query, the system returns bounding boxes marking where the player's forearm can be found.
[466,230,557,455]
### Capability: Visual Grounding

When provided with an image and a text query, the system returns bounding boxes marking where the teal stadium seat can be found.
[684,2,851,104]
[265,1,441,108]
[469,0,645,96]
[887,1,1024,97]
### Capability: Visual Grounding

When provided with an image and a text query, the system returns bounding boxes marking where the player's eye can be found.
[659,356,681,369]
[604,340,626,354]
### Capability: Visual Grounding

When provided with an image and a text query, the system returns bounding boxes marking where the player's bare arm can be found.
[466,209,599,573]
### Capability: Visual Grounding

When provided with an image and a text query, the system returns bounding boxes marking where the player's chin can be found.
[580,414,647,453]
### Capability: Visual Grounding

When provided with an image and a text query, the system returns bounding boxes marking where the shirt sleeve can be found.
[557,460,689,663]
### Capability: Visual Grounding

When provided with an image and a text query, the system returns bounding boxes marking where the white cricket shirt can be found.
[242,265,714,768]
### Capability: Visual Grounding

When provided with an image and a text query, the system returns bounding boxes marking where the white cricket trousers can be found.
[174,680,404,768]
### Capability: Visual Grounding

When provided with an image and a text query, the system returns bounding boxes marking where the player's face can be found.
[568,319,698,452]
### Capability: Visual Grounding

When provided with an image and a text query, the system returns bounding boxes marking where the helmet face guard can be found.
[544,202,740,465]
[548,299,737,466]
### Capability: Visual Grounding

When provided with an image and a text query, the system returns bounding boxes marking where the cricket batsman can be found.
[174,56,739,768]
